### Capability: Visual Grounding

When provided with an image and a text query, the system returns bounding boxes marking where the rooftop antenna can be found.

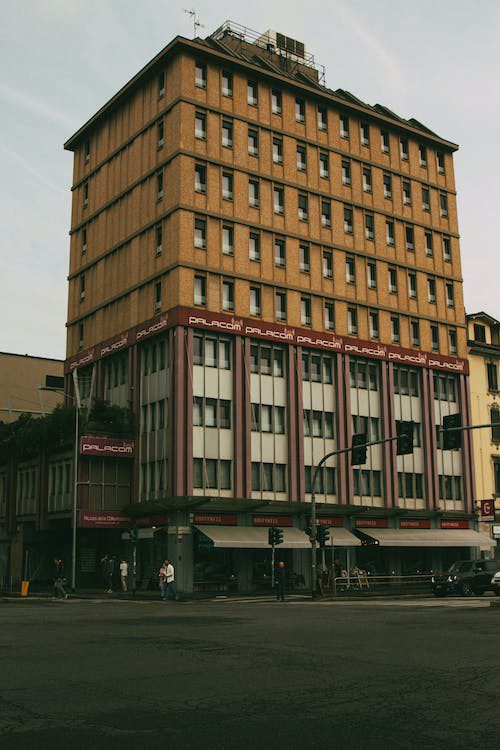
[184,8,205,38]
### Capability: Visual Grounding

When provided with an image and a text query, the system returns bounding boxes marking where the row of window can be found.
[48,461,72,513]
[193,397,232,429]
[193,62,447,174]
[16,466,38,515]
[140,400,167,432]
[142,339,168,375]
[251,403,286,434]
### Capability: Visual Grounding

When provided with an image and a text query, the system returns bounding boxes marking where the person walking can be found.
[120,560,128,592]
[159,561,168,601]
[100,554,113,593]
[52,558,68,599]
[165,559,178,601]
[275,560,286,601]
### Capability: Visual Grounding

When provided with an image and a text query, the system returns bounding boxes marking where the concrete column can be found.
[335,352,348,504]
[423,369,439,510]
[382,363,397,508]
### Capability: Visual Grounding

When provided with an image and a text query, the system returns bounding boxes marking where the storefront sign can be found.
[400,519,431,529]
[79,510,131,528]
[192,513,237,525]
[307,517,343,527]
[135,514,169,527]
[252,515,293,527]
[480,499,495,521]
[355,518,389,528]
[440,520,469,529]
[80,436,135,458]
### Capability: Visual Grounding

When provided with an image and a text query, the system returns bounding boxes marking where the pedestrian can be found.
[100,554,113,593]
[120,560,128,592]
[275,560,286,601]
[316,564,325,597]
[165,559,178,601]
[52,557,68,599]
[159,561,168,601]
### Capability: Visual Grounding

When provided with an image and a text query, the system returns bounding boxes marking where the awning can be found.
[358,529,495,547]
[194,525,311,549]
[325,528,361,547]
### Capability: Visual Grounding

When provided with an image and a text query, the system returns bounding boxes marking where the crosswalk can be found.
[213,595,492,608]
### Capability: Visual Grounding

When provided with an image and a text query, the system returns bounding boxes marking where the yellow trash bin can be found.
[21,581,30,597]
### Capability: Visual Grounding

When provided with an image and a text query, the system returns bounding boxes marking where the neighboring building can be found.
[0,352,63,423]
[467,312,500,551]
[8,22,489,591]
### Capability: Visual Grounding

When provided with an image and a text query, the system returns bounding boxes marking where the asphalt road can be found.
[0,597,499,750]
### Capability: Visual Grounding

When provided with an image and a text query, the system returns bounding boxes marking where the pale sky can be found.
[1,0,499,359]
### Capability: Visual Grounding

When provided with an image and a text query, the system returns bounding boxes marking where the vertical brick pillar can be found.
[171,326,187,498]
[185,329,194,496]
[234,336,245,498]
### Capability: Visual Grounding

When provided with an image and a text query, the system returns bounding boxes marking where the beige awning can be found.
[358,528,495,547]
[325,528,362,547]
[194,525,311,549]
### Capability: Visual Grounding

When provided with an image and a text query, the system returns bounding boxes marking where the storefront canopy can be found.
[325,528,362,547]
[194,525,311,549]
[358,529,495,547]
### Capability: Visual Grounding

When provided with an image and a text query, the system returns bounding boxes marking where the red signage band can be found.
[307,517,344,527]
[192,513,238,526]
[400,519,431,529]
[355,518,389,528]
[66,306,469,375]
[135,514,169,527]
[440,520,469,529]
[80,436,135,458]
[79,510,131,528]
[252,515,293,527]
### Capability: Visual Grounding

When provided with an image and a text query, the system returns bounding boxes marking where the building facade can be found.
[0,352,63,423]
[42,22,492,591]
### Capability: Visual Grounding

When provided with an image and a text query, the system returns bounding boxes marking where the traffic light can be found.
[274,528,284,546]
[268,527,275,546]
[396,420,415,455]
[442,413,462,450]
[351,433,367,465]
[316,525,330,548]
[268,527,284,546]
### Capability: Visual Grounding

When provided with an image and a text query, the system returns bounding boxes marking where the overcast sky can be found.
[1,0,499,359]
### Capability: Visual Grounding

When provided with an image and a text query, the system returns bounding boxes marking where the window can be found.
[248,179,259,207]
[295,97,305,123]
[474,324,486,342]
[194,459,232,491]
[369,311,379,339]
[250,286,261,316]
[324,302,335,331]
[437,151,445,174]
[251,463,287,493]
[386,220,395,246]
[272,136,283,164]
[299,243,310,272]
[411,320,420,346]
[222,224,233,255]
[431,324,439,351]
[346,256,355,284]
[195,111,206,139]
[443,236,452,262]
[391,316,400,343]
[383,173,392,199]
[296,144,307,171]
[194,334,231,369]
[274,238,286,267]
[271,89,282,114]
[81,227,87,255]
[403,181,412,205]
[440,193,448,218]
[352,415,380,443]
[319,151,329,178]
[367,261,377,289]
[195,61,206,88]
[248,128,259,156]
[222,69,233,97]
[194,275,206,306]
[341,160,351,185]
[302,351,333,383]
[365,213,375,241]
[275,292,287,321]
[362,166,372,192]
[400,137,409,160]
[80,273,86,302]
[405,225,414,251]
[194,164,206,193]
[194,217,206,248]
[158,70,165,98]
[273,186,284,215]
[394,367,420,396]
[495,459,500,495]
[305,466,336,494]
[251,344,284,377]
[323,251,333,278]
[428,278,436,303]
[157,120,164,148]
[419,144,427,167]
[222,280,234,312]
[348,307,358,334]
[249,232,260,261]
[156,172,163,201]
[340,114,349,139]
[353,469,382,497]
[221,119,233,148]
[425,232,433,256]
[446,283,454,307]
[155,281,162,311]
[84,139,90,163]
[381,130,390,153]
[298,194,308,221]
[491,408,500,444]
[344,206,353,234]
[388,267,398,294]
[408,272,417,299]
[321,200,331,227]
[155,223,162,256]
[304,410,335,439]
[422,186,430,211]
[398,472,424,499]
[301,297,311,326]
[247,80,258,105]
[222,171,233,200]
[449,329,457,355]
[318,105,327,130]
[433,374,457,402]
[360,122,370,146]
[83,181,88,208]
[78,323,84,350]
[487,362,499,392]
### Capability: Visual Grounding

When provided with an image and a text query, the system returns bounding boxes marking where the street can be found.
[1,598,499,750]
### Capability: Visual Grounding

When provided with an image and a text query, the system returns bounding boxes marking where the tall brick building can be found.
[60,22,493,592]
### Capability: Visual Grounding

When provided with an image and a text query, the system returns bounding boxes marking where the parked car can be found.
[432,560,500,597]
[491,570,500,596]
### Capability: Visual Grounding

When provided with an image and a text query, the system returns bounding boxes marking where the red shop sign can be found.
[79,510,131,528]
[307,517,343,527]
[193,513,238,526]
[440,520,469,529]
[135,514,169,527]
[355,518,389,528]
[80,436,135,458]
[252,515,293,527]
[400,519,431,529]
